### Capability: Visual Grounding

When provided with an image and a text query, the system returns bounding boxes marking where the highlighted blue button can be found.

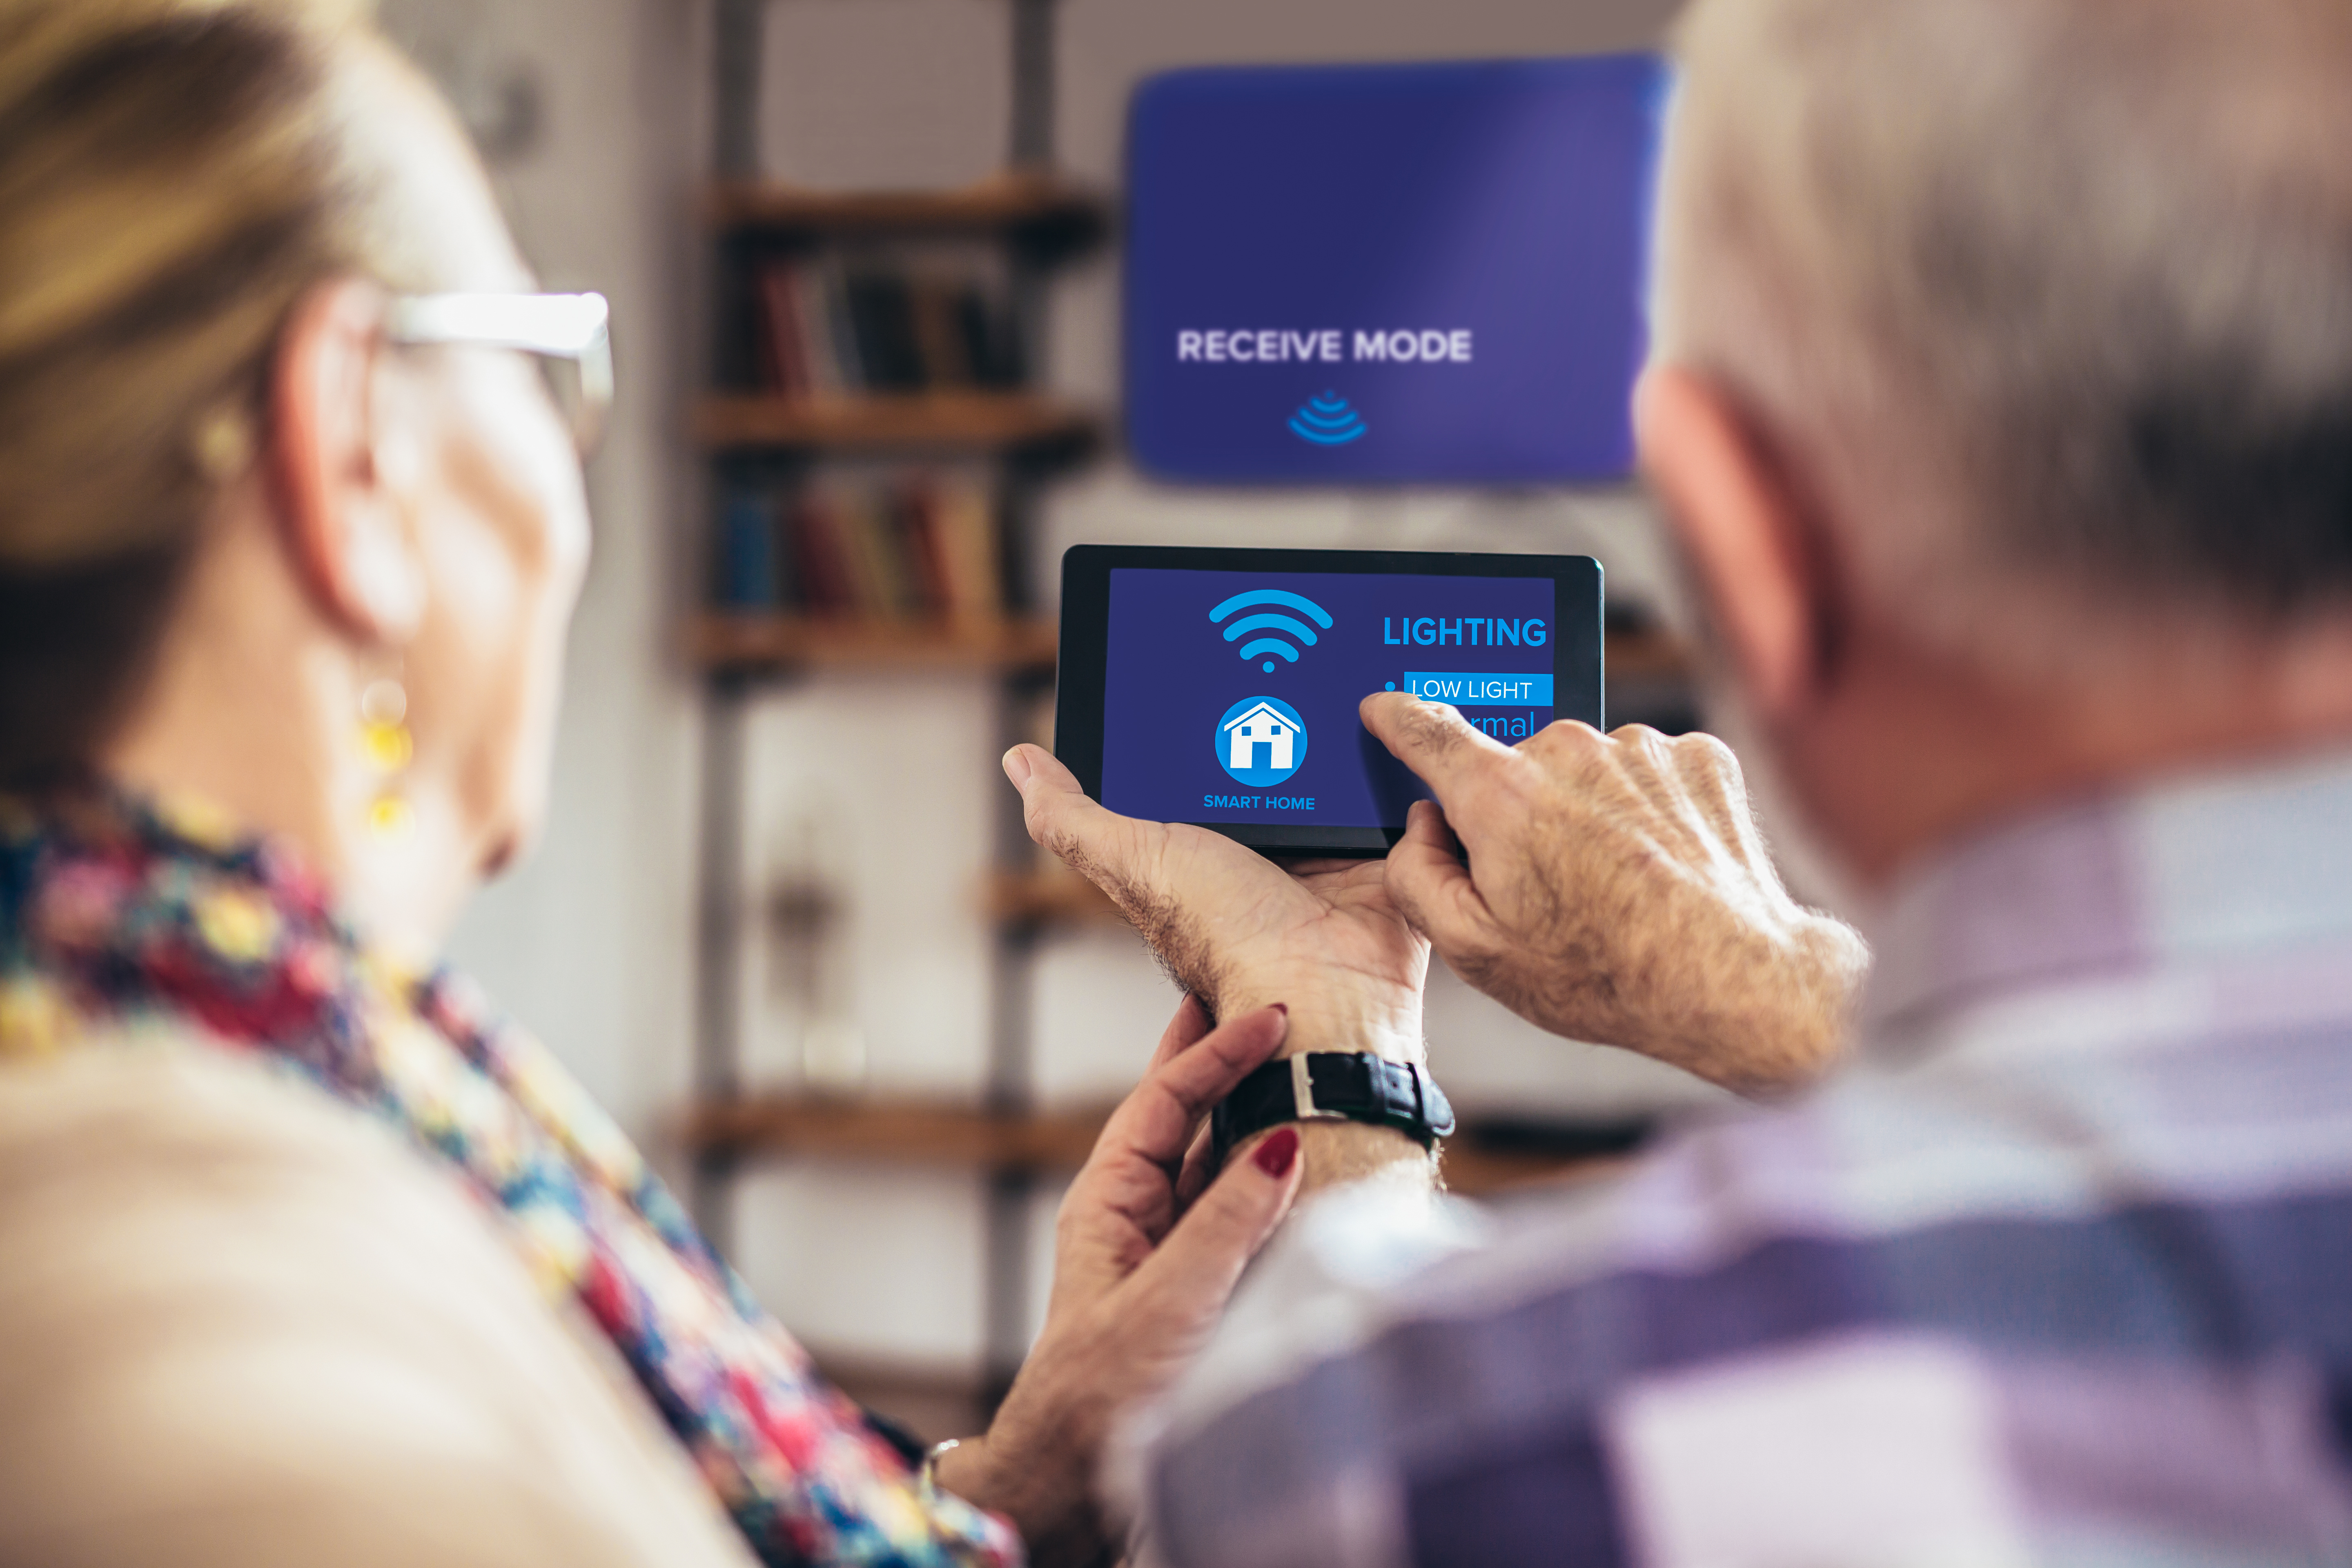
[1403,672,1553,706]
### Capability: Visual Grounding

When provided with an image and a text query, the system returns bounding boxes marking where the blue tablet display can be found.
[1100,567,1557,829]
[1124,54,1668,484]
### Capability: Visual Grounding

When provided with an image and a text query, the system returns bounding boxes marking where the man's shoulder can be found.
[1134,1043,2352,1568]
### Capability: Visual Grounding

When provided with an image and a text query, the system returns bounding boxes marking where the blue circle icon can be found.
[1216,696,1308,787]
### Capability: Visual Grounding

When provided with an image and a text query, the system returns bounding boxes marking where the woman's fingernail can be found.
[1002,747,1034,788]
[1254,1126,1300,1178]
[1270,1002,1288,1017]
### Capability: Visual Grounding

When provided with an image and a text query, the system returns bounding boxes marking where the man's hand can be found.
[934,999,1304,1567]
[1002,744,1428,1065]
[1361,693,1869,1095]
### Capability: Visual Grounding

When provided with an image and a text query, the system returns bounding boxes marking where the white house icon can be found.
[1222,702,1296,771]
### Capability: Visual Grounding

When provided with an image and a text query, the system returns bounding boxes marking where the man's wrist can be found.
[1207,969,1433,1193]
[1231,1118,1435,1194]
[1215,1046,1442,1194]
[1216,980,1423,1065]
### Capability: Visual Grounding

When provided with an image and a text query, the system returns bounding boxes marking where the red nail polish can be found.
[1254,1126,1300,1177]
[1271,1002,1288,1017]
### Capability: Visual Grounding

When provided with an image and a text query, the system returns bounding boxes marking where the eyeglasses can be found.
[384,292,613,456]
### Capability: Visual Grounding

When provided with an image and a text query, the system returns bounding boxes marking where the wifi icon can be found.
[1210,588,1335,673]
[1288,391,1368,446]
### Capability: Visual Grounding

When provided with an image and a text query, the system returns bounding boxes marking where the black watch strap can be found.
[1209,1052,1456,1169]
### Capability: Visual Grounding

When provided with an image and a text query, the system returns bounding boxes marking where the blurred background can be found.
[378,0,1717,1438]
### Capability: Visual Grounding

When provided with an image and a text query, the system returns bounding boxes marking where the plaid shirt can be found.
[1128,751,2352,1568]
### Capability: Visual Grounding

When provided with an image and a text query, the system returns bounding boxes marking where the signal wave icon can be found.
[1288,392,1368,446]
[1210,588,1334,673]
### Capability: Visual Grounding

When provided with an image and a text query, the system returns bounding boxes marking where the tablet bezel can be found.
[1054,544,1603,856]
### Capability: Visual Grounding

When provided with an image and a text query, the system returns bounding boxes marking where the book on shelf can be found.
[715,474,1006,624]
[748,256,1023,400]
[717,489,780,609]
[751,264,809,396]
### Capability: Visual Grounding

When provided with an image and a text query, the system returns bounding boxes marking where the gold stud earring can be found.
[189,404,254,483]
[359,673,414,839]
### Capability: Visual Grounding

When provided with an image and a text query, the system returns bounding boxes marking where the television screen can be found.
[1124,55,1668,485]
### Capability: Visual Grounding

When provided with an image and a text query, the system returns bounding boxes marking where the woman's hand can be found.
[1002,745,1430,1065]
[933,998,1305,1566]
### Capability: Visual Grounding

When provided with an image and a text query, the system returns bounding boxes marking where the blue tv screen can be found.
[1124,55,1668,485]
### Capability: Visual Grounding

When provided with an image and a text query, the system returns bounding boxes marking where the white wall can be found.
[379,0,706,1146]
[390,0,1715,1385]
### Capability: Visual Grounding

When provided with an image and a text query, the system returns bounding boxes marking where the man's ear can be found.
[1633,364,1833,719]
[268,278,426,644]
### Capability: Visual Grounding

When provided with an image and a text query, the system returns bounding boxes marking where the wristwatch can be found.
[1209,1051,1456,1170]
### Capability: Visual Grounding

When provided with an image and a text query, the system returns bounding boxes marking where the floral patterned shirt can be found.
[0,787,1020,1568]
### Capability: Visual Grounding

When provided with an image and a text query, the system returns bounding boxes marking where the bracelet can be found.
[918,1437,962,1501]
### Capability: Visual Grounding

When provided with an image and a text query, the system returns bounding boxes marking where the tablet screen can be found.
[1099,566,1559,833]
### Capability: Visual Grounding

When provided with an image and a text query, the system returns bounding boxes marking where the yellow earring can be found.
[359,675,414,839]
[189,403,254,484]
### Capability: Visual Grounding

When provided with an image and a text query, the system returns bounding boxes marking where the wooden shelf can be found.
[688,1095,1107,1176]
[808,1349,1000,1444]
[692,614,1057,673]
[983,868,1125,927]
[1607,624,1694,682]
[682,1093,1637,1198]
[706,173,1109,243]
[695,392,1100,454]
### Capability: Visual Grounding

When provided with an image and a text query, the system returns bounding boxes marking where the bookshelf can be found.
[693,391,1098,453]
[705,172,1109,245]
[680,1092,1641,1199]
[1601,622,1692,681]
[795,1067,1650,1434]
[692,0,1113,1426]
[691,612,1059,673]
[688,0,1704,1440]
[686,1082,1648,1440]
[980,866,1122,927]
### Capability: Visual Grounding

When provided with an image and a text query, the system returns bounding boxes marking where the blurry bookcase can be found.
[683,0,1693,1440]
[685,0,1116,1434]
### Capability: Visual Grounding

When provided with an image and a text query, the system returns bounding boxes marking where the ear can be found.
[1633,364,1831,719]
[267,277,426,644]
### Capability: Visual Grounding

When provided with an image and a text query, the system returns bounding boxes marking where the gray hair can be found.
[1655,0,2352,672]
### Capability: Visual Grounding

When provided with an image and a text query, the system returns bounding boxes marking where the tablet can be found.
[1055,545,1603,855]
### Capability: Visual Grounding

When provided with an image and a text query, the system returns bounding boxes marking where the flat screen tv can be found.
[1125,54,1668,486]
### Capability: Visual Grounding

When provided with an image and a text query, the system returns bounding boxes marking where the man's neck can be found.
[1780,612,2352,890]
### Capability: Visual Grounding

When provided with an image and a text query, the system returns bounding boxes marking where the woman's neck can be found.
[99,493,470,963]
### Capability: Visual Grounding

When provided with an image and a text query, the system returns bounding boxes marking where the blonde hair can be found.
[0,0,400,781]
[1656,0,2352,677]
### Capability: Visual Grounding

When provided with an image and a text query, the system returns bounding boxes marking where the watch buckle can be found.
[1291,1055,1346,1122]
